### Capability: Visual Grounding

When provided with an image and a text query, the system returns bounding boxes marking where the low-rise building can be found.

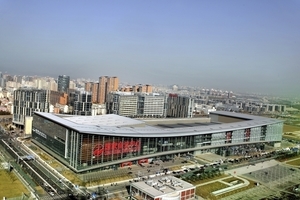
[130,176,195,200]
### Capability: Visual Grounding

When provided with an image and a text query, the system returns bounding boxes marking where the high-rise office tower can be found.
[0,72,5,88]
[98,76,107,104]
[97,76,119,104]
[167,94,195,118]
[107,92,166,118]
[69,80,76,90]
[107,92,138,116]
[15,75,23,84]
[49,80,58,91]
[91,83,99,103]
[57,75,70,93]
[85,82,93,92]
[84,82,99,103]
[13,88,50,126]
[69,91,92,116]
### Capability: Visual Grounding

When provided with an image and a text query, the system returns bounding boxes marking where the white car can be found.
[49,192,55,196]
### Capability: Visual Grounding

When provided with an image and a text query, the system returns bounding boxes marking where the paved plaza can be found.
[196,152,225,163]
[220,184,281,200]
[221,160,300,199]
[22,140,300,200]
[244,164,298,183]
[68,157,300,200]
[80,157,188,184]
[226,159,279,176]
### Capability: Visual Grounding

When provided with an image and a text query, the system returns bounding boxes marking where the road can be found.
[0,124,87,199]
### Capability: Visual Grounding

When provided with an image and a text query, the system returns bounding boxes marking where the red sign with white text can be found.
[93,140,140,156]
[138,159,148,164]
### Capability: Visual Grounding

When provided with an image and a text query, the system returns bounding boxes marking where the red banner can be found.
[93,140,140,156]
[121,161,133,167]
[138,159,148,164]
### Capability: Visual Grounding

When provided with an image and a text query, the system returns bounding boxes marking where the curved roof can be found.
[34,111,282,138]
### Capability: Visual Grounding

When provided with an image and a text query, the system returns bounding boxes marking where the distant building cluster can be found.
[106,92,196,119]
[10,75,120,127]
[0,72,294,134]
[85,76,119,104]
[0,72,290,177]
[5,73,200,130]
[0,74,160,129]
[199,99,286,114]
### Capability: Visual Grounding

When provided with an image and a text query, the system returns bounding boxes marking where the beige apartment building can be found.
[85,82,99,103]
[91,83,99,103]
[120,84,153,93]
[84,76,119,104]
[97,76,119,104]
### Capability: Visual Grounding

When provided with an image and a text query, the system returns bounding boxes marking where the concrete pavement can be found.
[226,159,279,176]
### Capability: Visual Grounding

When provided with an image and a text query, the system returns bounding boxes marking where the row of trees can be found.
[181,168,223,183]
[0,111,10,115]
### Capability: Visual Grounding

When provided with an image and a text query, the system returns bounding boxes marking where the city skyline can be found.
[1,1,299,97]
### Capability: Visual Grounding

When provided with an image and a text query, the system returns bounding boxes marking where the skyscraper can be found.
[57,75,70,93]
[69,91,92,116]
[167,94,195,118]
[85,82,93,92]
[0,72,5,88]
[97,76,119,104]
[85,82,99,103]
[13,88,50,126]
[91,82,99,103]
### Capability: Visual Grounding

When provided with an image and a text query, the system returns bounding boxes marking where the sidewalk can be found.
[226,159,279,176]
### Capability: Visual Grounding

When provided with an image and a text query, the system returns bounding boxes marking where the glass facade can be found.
[57,75,70,93]
[13,88,50,125]
[32,114,283,173]
[32,115,67,157]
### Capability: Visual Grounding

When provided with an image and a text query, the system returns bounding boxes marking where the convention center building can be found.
[31,111,283,173]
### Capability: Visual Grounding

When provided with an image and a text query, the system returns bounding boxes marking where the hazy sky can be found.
[0,1,299,96]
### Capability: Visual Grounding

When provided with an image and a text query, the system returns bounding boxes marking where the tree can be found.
[0,111,11,115]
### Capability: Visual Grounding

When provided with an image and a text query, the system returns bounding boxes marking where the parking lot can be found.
[79,157,190,184]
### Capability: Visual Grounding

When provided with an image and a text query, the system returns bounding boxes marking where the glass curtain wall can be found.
[74,135,196,169]
[32,114,283,171]
[32,115,66,157]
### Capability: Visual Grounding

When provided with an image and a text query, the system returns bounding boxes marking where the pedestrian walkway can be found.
[80,157,192,186]
[195,152,225,163]
[226,159,279,176]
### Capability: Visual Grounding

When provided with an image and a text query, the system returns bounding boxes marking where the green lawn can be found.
[283,124,300,133]
[0,169,29,198]
[196,181,229,200]
[286,158,300,166]
[195,177,256,200]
